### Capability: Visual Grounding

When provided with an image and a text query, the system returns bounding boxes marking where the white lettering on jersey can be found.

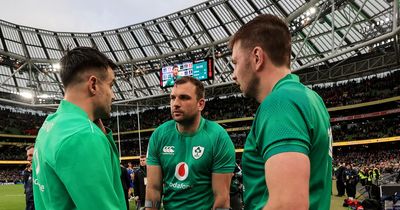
[162,146,175,155]
[33,149,45,192]
[41,121,54,132]
[169,182,190,189]
[175,162,189,181]
[34,149,40,175]
[33,177,45,192]
[328,127,333,158]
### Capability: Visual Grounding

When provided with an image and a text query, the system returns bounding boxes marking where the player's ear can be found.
[253,46,265,72]
[88,75,97,96]
[198,98,205,111]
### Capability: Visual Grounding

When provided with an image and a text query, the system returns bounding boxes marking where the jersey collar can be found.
[175,117,205,137]
[57,100,89,119]
[271,73,299,92]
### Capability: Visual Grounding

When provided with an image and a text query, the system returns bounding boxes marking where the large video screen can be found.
[160,58,214,88]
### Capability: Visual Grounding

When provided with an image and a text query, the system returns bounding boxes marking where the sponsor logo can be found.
[192,146,204,159]
[162,146,175,155]
[169,182,190,189]
[33,177,45,192]
[34,150,40,175]
[41,121,54,132]
[175,162,189,181]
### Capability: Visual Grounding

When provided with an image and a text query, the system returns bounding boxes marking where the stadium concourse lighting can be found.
[290,6,319,33]
[20,91,34,99]
[52,63,60,70]
[309,7,317,15]
[46,63,61,73]
[37,94,50,99]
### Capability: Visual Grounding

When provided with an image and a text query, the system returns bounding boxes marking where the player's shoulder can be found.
[153,120,176,136]
[203,118,225,132]
[56,111,94,130]
[39,112,101,144]
[264,80,314,109]
[202,119,230,142]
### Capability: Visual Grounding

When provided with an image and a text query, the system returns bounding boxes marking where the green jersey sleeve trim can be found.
[263,140,310,161]
[212,167,236,173]
[211,123,236,173]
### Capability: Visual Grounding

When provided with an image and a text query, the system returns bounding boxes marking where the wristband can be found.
[144,200,161,209]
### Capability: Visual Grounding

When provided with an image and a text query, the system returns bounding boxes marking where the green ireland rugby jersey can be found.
[242,74,332,210]
[147,117,236,210]
[32,100,126,210]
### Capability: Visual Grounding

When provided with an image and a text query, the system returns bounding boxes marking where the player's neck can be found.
[256,65,291,103]
[177,115,201,134]
[64,88,95,121]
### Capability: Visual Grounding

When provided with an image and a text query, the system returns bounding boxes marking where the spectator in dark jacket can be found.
[24,145,34,210]
[133,155,147,209]
[343,164,358,198]
[336,162,346,197]
[120,164,131,210]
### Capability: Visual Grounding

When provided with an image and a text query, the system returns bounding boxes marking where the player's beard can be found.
[173,111,197,127]
[243,73,260,99]
[94,105,111,120]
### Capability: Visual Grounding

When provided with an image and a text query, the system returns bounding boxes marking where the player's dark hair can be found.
[60,47,117,89]
[229,14,291,67]
[174,76,205,100]
[140,155,146,159]
[26,145,34,151]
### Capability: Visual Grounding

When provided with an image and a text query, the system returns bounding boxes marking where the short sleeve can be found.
[256,96,311,161]
[212,128,236,173]
[147,128,161,166]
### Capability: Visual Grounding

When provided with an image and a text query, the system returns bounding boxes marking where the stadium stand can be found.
[0,71,399,159]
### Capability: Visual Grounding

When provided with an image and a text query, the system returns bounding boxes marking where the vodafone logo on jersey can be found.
[175,162,189,181]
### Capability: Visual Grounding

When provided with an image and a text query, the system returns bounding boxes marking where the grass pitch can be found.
[0,184,25,210]
[1,184,347,209]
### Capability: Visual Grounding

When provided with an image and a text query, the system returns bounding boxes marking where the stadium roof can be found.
[0,0,398,107]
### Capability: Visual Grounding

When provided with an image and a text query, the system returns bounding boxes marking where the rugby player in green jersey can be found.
[165,65,182,87]
[146,76,236,210]
[32,47,126,210]
[230,14,332,210]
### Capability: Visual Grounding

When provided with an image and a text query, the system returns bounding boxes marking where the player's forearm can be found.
[212,194,230,209]
[262,197,308,210]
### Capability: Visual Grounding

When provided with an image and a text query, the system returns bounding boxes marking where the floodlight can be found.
[20,91,33,99]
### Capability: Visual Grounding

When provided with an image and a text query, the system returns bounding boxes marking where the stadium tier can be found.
[0,70,399,160]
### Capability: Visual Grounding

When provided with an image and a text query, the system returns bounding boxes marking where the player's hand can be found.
[94,118,107,134]
[134,196,139,201]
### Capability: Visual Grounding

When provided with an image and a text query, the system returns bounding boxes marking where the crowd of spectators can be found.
[0,70,399,160]
[0,167,24,183]
[1,113,398,158]
[334,143,400,174]
[0,146,26,160]
[313,70,400,107]
[0,70,399,135]
[0,107,46,135]
[107,70,400,132]
[332,115,400,141]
